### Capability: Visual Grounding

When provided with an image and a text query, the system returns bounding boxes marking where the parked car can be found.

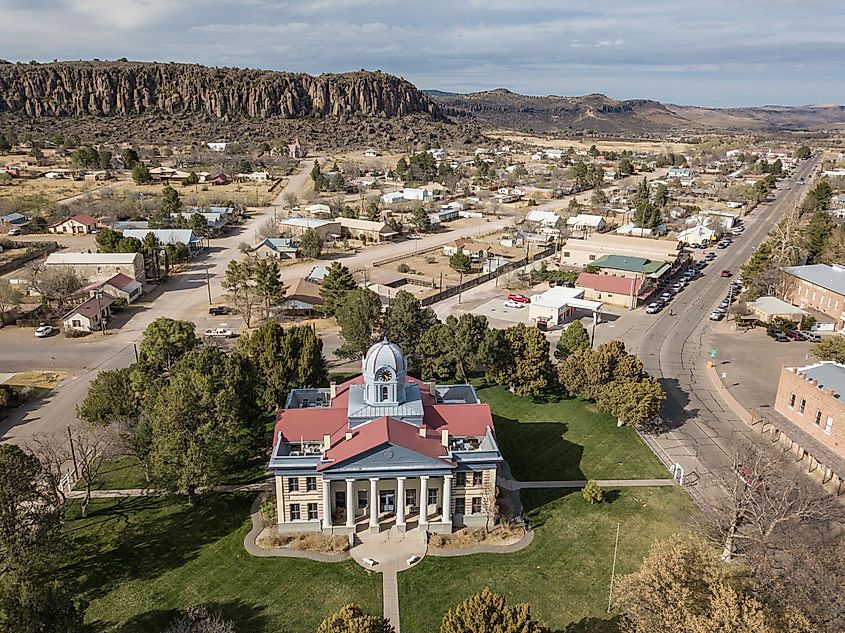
[717,242,728,249]
[406,233,421,240]
[801,331,821,343]
[785,329,806,341]
[659,292,673,302]
[645,302,662,314]
[705,253,717,261]
[720,270,731,277]
[204,328,234,338]
[504,300,523,308]
[8,228,21,236]
[507,294,530,304]
[671,283,685,293]
[709,311,724,321]
[208,306,230,316]
[766,330,789,342]
[34,324,53,338]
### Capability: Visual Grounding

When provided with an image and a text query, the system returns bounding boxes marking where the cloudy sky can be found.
[1,0,843,107]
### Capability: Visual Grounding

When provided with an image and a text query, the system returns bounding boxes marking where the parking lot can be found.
[471,295,533,328]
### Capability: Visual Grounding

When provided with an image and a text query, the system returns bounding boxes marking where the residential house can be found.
[80,273,143,304]
[303,203,332,217]
[781,264,845,330]
[112,221,150,231]
[279,278,324,315]
[121,229,204,254]
[269,340,502,534]
[49,214,98,234]
[526,209,561,228]
[280,217,341,241]
[565,214,605,233]
[667,167,691,179]
[0,212,30,230]
[62,295,115,333]
[306,265,330,284]
[207,142,228,152]
[339,218,398,243]
[363,148,380,157]
[236,171,270,183]
[170,211,229,235]
[381,191,405,205]
[403,187,431,202]
[148,167,191,183]
[775,362,845,462]
[288,138,304,159]
[252,238,298,260]
[44,252,145,282]
[442,239,492,260]
[677,225,717,245]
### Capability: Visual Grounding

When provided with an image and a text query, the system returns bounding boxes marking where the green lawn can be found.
[61,493,381,632]
[478,385,669,481]
[399,486,699,633]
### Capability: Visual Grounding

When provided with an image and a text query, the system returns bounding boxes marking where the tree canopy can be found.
[440,588,548,633]
[319,262,357,316]
[139,317,198,373]
[317,604,393,633]
[336,288,383,359]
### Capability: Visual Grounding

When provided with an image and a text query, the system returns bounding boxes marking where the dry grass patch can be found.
[256,527,350,553]
[428,523,524,550]
[4,370,66,389]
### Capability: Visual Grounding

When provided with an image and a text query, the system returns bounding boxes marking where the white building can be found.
[677,225,717,244]
[403,187,431,202]
[207,142,228,152]
[528,286,603,327]
[566,214,606,232]
[381,191,405,205]
[526,209,561,228]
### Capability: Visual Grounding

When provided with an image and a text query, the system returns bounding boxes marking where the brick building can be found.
[774,362,845,461]
[781,263,845,331]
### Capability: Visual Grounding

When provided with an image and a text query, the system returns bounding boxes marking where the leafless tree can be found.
[70,423,118,518]
[710,442,836,562]
[282,191,298,209]
[768,204,804,267]
[256,218,279,240]
[27,262,85,312]
[28,432,72,506]
[165,606,236,633]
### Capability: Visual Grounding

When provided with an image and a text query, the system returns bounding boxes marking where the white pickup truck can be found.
[204,328,234,338]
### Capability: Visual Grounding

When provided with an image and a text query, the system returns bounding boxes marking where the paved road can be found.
[624,156,822,504]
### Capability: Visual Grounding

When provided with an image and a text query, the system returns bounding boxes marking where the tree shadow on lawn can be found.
[60,493,251,605]
[559,615,622,633]
[493,414,587,482]
[105,600,267,633]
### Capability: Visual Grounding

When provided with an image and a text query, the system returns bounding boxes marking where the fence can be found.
[0,242,59,276]
[419,246,554,307]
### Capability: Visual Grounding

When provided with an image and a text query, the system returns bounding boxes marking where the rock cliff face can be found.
[0,61,442,120]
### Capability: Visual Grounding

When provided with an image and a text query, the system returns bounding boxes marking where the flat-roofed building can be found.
[339,217,398,243]
[781,263,845,331]
[280,217,341,241]
[44,252,145,283]
[558,233,684,270]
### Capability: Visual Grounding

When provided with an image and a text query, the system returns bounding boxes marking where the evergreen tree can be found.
[318,604,393,633]
[131,163,151,184]
[318,262,357,316]
[121,148,140,169]
[411,206,432,232]
[159,185,182,215]
[740,242,773,286]
[804,211,835,263]
[335,288,383,359]
[298,228,323,258]
[417,322,457,380]
[253,258,285,321]
[504,323,553,396]
[446,313,489,382]
[383,290,437,365]
[555,320,591,360]
[138,317,198,373]
[596,377,666,426]
[440,588,548,633]
[0,577,89,633]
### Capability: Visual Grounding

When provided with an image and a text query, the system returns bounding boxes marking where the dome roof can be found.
[362,339,407,376]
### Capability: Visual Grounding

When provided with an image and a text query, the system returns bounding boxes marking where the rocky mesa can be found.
[0,60,443,120]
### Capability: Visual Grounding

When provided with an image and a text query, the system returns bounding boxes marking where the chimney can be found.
[329,381,337,399]
[419,426,427,438]
[323,434,331,451]
[441,429,449,447]
[345,431,353,441]
[428,380,436,395]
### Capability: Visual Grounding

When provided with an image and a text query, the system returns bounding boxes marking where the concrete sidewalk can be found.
[65,481,270,499]
[497,477,675,491]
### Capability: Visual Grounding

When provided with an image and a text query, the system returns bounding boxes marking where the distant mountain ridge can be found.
[0,60,443,120]
[425,88,845,132]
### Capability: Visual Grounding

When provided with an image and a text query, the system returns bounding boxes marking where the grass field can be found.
[62,493,381,632]
[477,385,669,481]
[399,486,699,633]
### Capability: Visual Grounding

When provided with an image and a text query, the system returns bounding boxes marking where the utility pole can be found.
[67,426,79,479]
[205,266,212,304]
[95,290,106,335]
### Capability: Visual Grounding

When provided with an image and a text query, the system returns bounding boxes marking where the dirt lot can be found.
[118,179,280,208]
[0,175,102,203]
[487,131,690,154]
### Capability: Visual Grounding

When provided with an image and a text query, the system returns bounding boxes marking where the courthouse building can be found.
[269,340,502,535]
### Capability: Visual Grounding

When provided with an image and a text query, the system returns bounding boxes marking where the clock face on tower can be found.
[375,368,393,382]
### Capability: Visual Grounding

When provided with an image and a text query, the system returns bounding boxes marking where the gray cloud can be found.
[0,0,843,106]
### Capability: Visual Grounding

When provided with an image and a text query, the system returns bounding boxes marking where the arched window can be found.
[380,385,389,401]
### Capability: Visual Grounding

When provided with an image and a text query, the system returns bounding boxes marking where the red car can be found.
[720,270,731,277]
[507,294,531,303]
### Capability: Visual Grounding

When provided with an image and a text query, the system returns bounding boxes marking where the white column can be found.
[322,479,332,529]
[345,479,355,528]
[419,475,429,527]
[369,478,379,529]
[396,477,406,529]
[442,475,453,526]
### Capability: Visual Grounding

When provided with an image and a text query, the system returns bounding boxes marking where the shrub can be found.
[260,496,276,526]
[397,263,411,273]
[582,479,605,504]
[64,328,88,338]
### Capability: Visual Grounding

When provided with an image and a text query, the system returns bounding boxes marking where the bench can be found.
[406,555,420,566]
[363,557,378,567]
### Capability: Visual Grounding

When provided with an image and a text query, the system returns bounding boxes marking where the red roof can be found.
[103,273,138,291]
[317,416,453,470]
[576,272,641,296]
[70,214,98,226]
